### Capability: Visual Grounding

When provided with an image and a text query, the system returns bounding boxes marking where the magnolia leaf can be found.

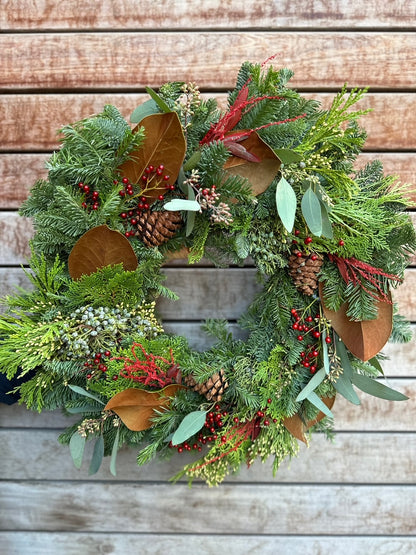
[282,413,307,443]
[145,86,172,113]
[273,148,303,165]
[89,435,104,475]
[351,373,408,401]
[296,367,326,402]
[131,98,159,124]
[301,187,322,236]
[223,131,281,196]
[333,371,361,405]
[69,432,86,469]
[171,410,207,446]
[319,283,393,361]
[110,426,120,477]
[118,112,186,202]
[164,199,201,211]
[68,225,138,280]
[104,385,185,431]
[68,384,105,405]
[275,176,297,232]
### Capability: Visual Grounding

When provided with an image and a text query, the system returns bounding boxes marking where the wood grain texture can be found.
[2,0,415,30]
[1,93,415,152]
[1,429,415,483]
[1,379,414,430]
[1,534,416,555]
[0,264,415,320]
[1,152,415,209]
[1,33,415,90]
[1,481,416,534]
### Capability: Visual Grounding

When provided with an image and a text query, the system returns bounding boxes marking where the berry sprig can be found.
[78,182,100,211]
[118,164,174,202]
[290,308,332,373]
[83,350,112,380]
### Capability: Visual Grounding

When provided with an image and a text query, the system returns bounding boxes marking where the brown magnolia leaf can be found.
[68,225,138,280]
[319,282,393,361]
[283,396,336,443]
[104,384,185,431]
[282,413,308,443]
[223,131,281,196]
[118,112,186,202]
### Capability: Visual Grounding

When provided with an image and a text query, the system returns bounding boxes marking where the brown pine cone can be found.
[183,369,229,402]
[288,253,324,295]
[136,210,183,247]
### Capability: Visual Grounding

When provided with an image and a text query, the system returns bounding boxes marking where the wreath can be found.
[1,60,415,486]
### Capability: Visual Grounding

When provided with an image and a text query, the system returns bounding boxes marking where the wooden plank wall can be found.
[1,2,415,554]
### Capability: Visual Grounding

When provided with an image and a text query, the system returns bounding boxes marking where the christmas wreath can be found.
[1,60,415,485]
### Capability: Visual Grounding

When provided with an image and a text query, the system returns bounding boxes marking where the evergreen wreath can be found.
[1,60,415,486]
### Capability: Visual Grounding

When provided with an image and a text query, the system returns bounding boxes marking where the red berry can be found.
[338,240,345,246]
[291,309,298,315]
[119,190,126,197]
[263,420,270,426]
[304,237,313,245]
[296,251,303,258]
[310,365,317,373]
[267,398,272,404]
[221,436,227,443]
[163,175,170,181]
[312,350,319,357]
[177,447,183,453]
[313,331,321,338]
[122,177,129,184]
[297,335,304,341]
[120,212,127,219]
[158,164,164,171]
[158,195,164,201]
[104,351,111,357]
[311,254,318,261]
[112,375,118,381]
[294,229,300,236]
[325,336,332,344]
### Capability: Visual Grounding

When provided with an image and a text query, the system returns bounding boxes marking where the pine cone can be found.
[136,210,183,247]
[288,253,324,295]
[184,369,229,402]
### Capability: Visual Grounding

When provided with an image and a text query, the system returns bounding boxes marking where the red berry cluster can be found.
[170,404,227,454]
[78,182,100,210]
[84,350,112,380]
[291,308,331,373]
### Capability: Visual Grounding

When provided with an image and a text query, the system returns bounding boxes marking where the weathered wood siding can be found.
[1,2,415,554]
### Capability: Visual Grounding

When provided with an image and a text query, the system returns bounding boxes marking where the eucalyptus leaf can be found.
[301,187,322,236]
[171,410,207,446]
[306,391,334,418]
[320,202,334,239]
[335,338,353,379]
[66,404,101,414]
[145,86,172,113]
[322,332,331,375]
[89,435,104,475]
[275,176,297,232]
[351,373,408,401]
[110,427,120,477]
[164,199,201,212]
[333,372,361,405]
[368,357,385,376]
[296,367,326,402]
[177,167,187,194]
[183,150,202,171]
[235,235,250,259]
[68,384,105,405]
[69,432,86,469]
[186,184,197,236]
[130,98,159,124]
[273,148,303,165]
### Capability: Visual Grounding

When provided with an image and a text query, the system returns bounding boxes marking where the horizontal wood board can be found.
[2,1,416,30]
[1,4,416,554]
[1,33,416,91]
[2,93,416,152]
